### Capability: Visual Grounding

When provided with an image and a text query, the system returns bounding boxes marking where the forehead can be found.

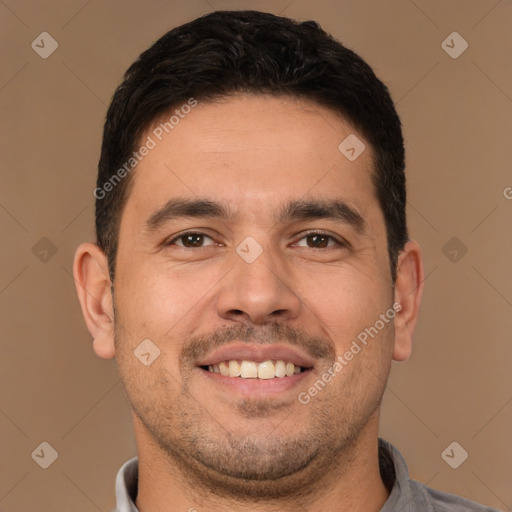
[122,93,378,228]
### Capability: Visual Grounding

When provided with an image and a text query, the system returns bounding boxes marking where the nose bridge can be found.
[237,239,282,289]
[216,236,301,323]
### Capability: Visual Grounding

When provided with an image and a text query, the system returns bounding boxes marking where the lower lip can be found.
[198,368,312,396]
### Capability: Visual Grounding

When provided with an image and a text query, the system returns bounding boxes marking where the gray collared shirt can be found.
[112,438,500,511]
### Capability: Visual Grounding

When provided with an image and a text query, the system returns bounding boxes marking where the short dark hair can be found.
[96,10,407,283]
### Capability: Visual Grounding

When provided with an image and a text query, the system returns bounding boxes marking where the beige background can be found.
[1,0,511,510]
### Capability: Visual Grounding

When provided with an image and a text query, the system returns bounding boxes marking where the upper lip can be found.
[196,343,316,368]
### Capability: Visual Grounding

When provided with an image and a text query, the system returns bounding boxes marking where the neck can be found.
[133,415,390,512]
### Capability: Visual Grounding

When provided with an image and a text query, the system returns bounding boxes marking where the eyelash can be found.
[164,230,347,249]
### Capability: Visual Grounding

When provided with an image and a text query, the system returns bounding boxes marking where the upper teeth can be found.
[207,360,302,379]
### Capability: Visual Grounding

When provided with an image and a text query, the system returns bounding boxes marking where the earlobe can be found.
[73,242,116,359]
[392,240,424,362]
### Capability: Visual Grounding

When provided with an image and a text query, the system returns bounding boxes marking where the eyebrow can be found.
[278,199,366,233]
[143,197,366,234]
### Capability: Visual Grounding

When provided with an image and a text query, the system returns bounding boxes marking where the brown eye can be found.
[295,233,341,248]
[182,234,205,247]
[169,232,216,248]
[306,234,330,248]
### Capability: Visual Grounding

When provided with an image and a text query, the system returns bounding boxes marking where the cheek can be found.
[114,260,224,345]
[296,262,390,341]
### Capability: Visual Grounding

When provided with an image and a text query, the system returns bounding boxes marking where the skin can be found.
[74,93,424,512]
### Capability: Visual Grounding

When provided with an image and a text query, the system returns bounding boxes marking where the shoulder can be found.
[378,439,500,512]
[409,479,501,511]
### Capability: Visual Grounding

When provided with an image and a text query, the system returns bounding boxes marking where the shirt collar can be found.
[114,438,413,511]
[377,438,414,511]
[115,456,139,512]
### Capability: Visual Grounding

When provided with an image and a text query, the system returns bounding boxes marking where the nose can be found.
[216,243,302,325]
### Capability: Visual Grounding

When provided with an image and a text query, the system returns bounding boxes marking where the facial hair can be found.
[115,319,390,500]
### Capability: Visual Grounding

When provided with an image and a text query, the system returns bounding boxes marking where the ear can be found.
[392,239,424,362]
[73,242,115,359]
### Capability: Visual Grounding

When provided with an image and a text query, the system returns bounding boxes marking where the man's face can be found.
[112,94,396,496]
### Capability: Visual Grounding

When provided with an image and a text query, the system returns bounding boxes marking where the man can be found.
[73,10,499,512]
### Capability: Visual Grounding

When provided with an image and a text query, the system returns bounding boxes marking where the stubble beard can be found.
[123,362,384,501]
[114,316,390,501]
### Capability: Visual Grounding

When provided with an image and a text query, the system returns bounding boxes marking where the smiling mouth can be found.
[200,360,311,380]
